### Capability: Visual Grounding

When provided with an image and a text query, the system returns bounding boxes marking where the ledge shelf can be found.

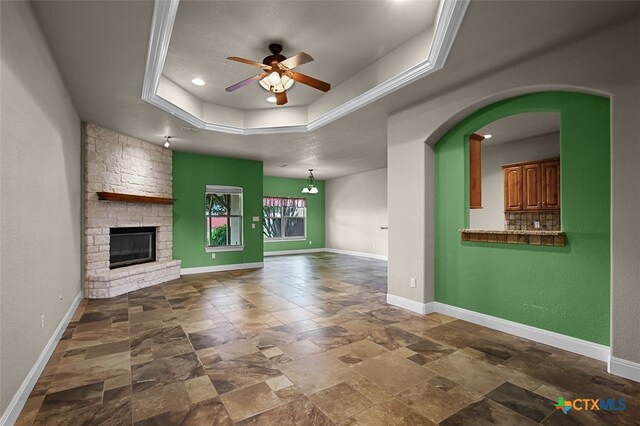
[459,229,565,247]
[97,192,175,205]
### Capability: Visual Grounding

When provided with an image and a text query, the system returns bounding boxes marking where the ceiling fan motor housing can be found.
[263,43,286,66]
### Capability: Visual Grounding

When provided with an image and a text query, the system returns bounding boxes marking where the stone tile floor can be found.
[16,253,640,425]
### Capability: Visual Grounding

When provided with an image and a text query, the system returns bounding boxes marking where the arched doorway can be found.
[434,91,610,346]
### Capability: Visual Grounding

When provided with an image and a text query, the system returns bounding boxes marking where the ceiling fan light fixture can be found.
[191,78,205,86]
[266,96,277,103]
[259,77,271,91]
[309,186,319,194]
[301,187,310,194]
[260,75,294,94]
[268,71,281,86]
[282,74,294,90]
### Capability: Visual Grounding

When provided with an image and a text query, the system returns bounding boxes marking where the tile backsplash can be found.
[505,211,561,231]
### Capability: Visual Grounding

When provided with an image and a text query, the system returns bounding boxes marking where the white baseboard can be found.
[386,294,435,315]
[608,356,640,382]
[325,248,388,261]
[433,302,611,362]
[0,292,83,426]
[180,262,264,275]
[384,296,610,363]
[264,248,325,257]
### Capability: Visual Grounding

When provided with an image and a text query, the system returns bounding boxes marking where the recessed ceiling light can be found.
[191,78,205,86]
[266,96,277,103]
[483,134,493,139]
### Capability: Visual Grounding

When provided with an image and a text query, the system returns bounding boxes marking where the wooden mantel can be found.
[97,192,175,205]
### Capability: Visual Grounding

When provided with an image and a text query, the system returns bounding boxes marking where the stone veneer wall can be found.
[505,211,560,231]
[83,123,180,298]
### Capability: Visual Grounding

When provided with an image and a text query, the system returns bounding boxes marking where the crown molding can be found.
[141,0,469,135]
[141,0,180,101]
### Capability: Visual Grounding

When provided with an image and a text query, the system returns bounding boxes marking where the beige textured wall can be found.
[325,169,388,256]
[388,15,640,363]
[1,1,81,414]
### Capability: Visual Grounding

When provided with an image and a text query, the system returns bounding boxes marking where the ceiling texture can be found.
[31,0,638,180]
[477,112,560,146]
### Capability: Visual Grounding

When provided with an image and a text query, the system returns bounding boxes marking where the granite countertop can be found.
[458,229,564,236]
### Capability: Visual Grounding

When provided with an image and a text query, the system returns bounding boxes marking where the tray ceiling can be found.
[143,0,469,134]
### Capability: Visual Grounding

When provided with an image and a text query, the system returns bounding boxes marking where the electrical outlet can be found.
[309,240,312,245]
[41,314,45,329]
[252,223,255,229]
[410,278,416,288]
[533,221,540,229]
[211,253,216,259]
[373,243,376,249]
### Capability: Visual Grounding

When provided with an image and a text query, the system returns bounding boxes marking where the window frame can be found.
[205,185,244,252]
[263,197,307,241]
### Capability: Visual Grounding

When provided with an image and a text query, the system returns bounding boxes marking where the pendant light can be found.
[302,169,318,194]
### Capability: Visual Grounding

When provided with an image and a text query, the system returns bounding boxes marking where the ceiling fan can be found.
[225,43,331,106]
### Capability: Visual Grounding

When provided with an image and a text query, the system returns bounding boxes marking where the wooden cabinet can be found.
[523,163,542,210]
[469,134,484,209]
[503,158,559,211]
[541,160,560,210]
[503,166,523,211]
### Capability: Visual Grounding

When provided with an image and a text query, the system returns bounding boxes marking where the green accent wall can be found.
[435,92,610,345]
[173,151,263,268]
[263,176,325,252]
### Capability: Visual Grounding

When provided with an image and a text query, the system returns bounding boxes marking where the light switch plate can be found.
[252,216,260,222]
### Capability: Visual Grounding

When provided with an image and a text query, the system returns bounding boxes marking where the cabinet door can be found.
[542,160,560,210]
[523,163,542,210]
[469,134,483,209]
[504,166,523,211]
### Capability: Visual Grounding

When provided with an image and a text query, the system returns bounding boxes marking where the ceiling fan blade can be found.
[225,73,266,92]
[279,52,314,70]
[275,91,288,106]
[288,71,331,92]
[227,57,272,70]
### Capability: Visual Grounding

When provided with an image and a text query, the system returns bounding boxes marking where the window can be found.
[263,196,306,240]
[205,186,243,251]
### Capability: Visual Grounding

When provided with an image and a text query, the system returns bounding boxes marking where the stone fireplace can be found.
[83,123,180,298]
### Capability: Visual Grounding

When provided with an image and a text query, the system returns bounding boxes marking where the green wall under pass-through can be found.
[263,176,325,252]
[173,151,264,269]
[435,92,610,345]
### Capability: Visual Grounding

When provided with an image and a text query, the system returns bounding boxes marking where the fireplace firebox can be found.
[109,227,156,269]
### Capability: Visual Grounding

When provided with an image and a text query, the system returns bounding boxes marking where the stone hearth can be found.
[83,123,180,298]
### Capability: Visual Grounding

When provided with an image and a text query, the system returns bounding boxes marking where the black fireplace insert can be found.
[109,227,156,269]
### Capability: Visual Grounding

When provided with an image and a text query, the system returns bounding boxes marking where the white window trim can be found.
[265,237,306,242]
[205,185,244,251]
[263,205,307,241]
[205,245,244,253]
